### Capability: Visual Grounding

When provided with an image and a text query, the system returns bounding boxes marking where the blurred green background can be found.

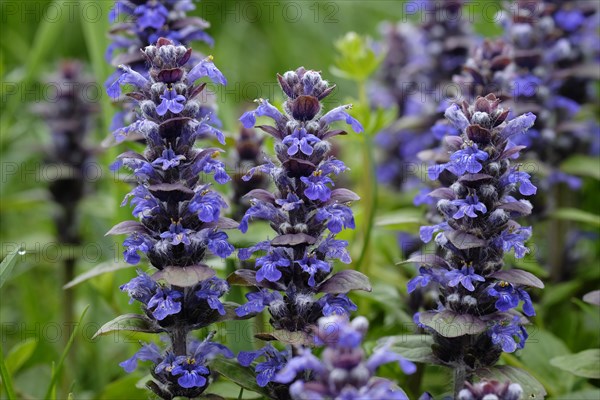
[1,1,598,399]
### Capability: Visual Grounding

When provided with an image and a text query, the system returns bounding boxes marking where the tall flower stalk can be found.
[230,68,371,391]
[98,38,239,400]
[34,61,96,328]
[408,94,544,396]
[501,0,600,281]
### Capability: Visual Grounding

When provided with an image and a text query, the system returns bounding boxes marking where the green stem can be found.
[453,366,466,398]
[355,80,377,276]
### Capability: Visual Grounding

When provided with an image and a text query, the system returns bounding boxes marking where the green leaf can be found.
[63,259,133,289]
[418,310,487,338]
[99,374,147,400]
[476,366,547,399]
[211,358,271,398]
[386,334,437,364]
[0,343,17,400]
[331,32,382,82]
[517,329,575,395]
[554,390,600,400]
[550,349,600,379]
[208,381,262,399]
[375,209,424,230]
[0,246,23,288]
[560,155,600,180]
[93,314,159,339]
[550,208,600,226]
[5,338,37,375]
[44,305,89,400]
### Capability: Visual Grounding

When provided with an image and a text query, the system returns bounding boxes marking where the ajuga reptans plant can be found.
[100,38,239,399]
[231,68,371,390]
[408,94,544,391]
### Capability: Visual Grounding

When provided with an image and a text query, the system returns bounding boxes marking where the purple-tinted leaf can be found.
[227,269,258,286]
[152,265,215,287]
[282,158,316,178]
[106,221,147,236]
[255,125,283,140]
[256,330,314,346]
[499,201,533,216]
[148,183,194,202]
[500,145,526,160]
[158,117,193,140]
[217,217,239,229]
[396,254,450,269]
[459,173,493,183]
[116,150,147,162]
[271,233,316,246]
[328,188,360,203]
[317,270,372,294]
[583,290,600,306]
[491,269,544,289]
[444,135,464,151]
[446,230,486,249]
[92,314,160,339]
[419,310,487,338]
[427,188,456,200]
[244,189,276,203]
[321,129,347,140]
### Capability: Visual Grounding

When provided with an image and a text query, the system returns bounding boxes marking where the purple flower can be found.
[152,148,186,170]
[319,294,357,316]
[502,170,537,196]
[315,204,355,233]
[318,237,352,263]
[171,357,210,389]
[493,226,532,258]
[445,265,485,291]
[298,256,331,287]
[419,222,448,243]
[119,342,161,373]
[488,282,535,317]
[301,173,333,202]
[512,75,541,98]
[134,3,168,29]
[120,270,158,304]
[205,230,234,258]
[236,290,283,317]
[194,153,230,184]
[555,9,585,32]
[320,159,348,175]
[489,316,528,353]
[500,113,536,139]
[107,66,149,99]
[448,145,489,175]
[123,233,153,264]
[407,267,437,293]
[238,344,290,387]
[451,195,487,219]
[368,342,417,375]
[274,348,324,383]
[195,277,229,315]
[256,251,291,283]
[275,193,303,211]
[147,287,183,320]
[239,202,279,233]
[320,105,364,133]
[239,99,285,128]
[189,189,227,223]
[156,88,186,116]
[160,221,193,246]
[282,128,321,155]
[187,57,227,85]
[444,103,470,132]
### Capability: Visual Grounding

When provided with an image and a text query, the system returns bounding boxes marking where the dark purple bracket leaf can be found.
[491,269,544,289]
[152,264,215,287]
[105,220,147,236]
[271,233,316,246]
[419,310,487,338]
[396,254,450,269]
[446,230,486,249]
[317,270,372,293]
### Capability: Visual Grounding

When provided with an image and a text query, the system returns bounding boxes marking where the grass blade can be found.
[0,246,22,288]
[43,305,90,400]
[0,344,17,400]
